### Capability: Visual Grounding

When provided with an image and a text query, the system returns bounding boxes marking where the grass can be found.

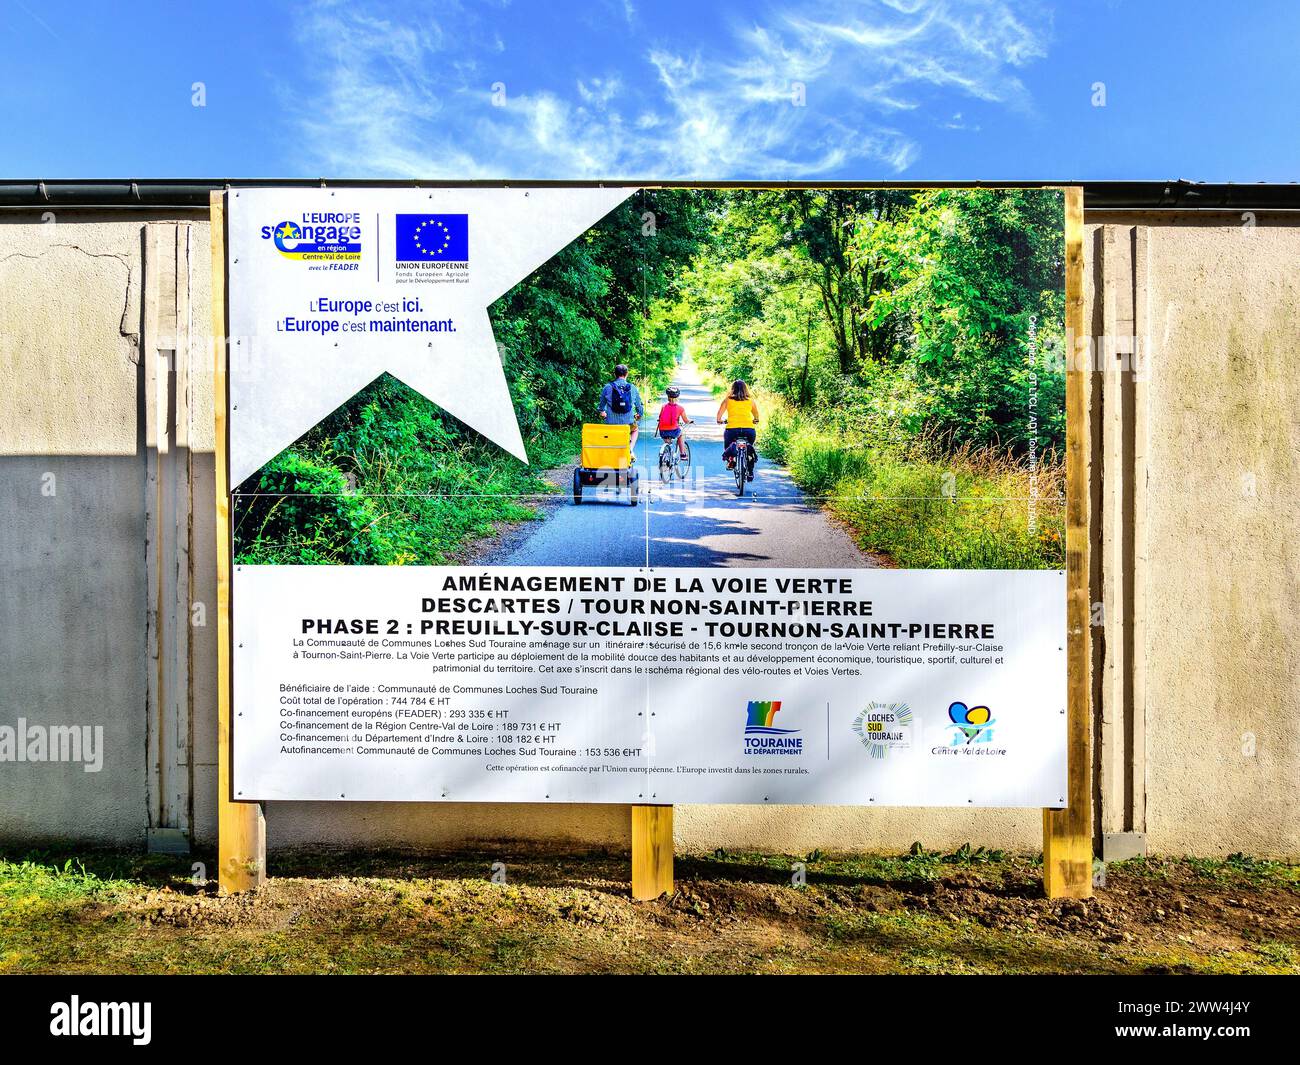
[1116,852,1300,887]
[2,846,1296,975]
[760,397,1065,569]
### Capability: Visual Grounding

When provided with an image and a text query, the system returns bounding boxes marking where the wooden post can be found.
[212,190,267,894]
[631,804,673,900]
[1043,185,1093,899]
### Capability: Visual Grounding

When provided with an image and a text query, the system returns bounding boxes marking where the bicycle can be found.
[657,431,691,481]
[730,438,756,497]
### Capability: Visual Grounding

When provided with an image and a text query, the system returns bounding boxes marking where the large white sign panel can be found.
[226,185,1069,809]
[233,566,1066,806]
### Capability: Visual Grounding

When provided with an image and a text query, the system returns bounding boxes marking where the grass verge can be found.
[2,847,1295,975]
[760,397,1065,570]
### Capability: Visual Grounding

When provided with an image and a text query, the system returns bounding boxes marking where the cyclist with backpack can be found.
[598,363,645,458]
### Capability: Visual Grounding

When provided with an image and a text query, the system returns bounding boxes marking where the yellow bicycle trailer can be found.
[573,423,639,506]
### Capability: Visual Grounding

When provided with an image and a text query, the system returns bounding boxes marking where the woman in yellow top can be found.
[717,379,760,481]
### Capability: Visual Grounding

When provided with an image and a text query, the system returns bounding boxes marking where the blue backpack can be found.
[609,381,632,415]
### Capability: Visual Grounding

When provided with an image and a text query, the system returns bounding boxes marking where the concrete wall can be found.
[1,220,154,843]
[1,206,1295,857]
[1088,213,1300,857]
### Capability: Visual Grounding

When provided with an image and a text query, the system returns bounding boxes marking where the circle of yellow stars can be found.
[413,219,452,257]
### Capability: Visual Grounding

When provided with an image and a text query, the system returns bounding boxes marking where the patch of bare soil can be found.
[97,851,1299,974]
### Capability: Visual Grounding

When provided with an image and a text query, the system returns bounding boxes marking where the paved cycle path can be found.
[499,356,877,569]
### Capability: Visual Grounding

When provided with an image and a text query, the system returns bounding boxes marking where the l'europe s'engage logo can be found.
[851,701,912,759]
[260,212,363,263]
[743,700,801,755]
[396,214,469,282]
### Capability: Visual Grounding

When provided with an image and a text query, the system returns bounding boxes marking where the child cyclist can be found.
[656,386,692,457]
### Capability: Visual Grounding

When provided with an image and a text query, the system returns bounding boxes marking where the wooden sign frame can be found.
[1043,185,1093,898]
[212,191,265,892]
[213,186,1090,900]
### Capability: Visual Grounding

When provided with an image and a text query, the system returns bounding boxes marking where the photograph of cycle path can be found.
[495,354,877,568]
[233,188,1066,572]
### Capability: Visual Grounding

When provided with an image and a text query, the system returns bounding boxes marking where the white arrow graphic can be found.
[226,186,637,488]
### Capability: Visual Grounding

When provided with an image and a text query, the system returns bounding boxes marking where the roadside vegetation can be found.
[234,383,580,565]
[677,187,1066,569]
[3,847,1296,975]
[760,396,1064,568]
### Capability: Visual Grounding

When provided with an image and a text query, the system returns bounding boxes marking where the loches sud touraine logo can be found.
[260,211,363,262]
[743,700,802,755]
[851,701,913,759]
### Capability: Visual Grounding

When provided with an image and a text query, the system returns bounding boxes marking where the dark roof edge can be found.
[0,178,1296,211]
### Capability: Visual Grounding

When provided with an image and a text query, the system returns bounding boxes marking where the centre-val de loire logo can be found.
[933,700,1007,758]
[947,700,994,743]
[743,700,802,755]
[851,701,913,759]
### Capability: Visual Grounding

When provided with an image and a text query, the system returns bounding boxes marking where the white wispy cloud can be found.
[288,0,1052,178]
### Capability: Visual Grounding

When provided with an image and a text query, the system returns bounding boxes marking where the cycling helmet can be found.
[666,386,680,399]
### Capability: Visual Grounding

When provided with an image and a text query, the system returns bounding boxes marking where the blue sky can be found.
[2,0,1297,180]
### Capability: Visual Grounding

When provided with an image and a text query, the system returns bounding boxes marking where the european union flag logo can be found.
[396,214,469,261]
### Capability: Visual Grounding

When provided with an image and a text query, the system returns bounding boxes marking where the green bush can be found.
[234,376,571,566]
[234,452,386,565]
[759,396,1064,570]
[758,401,798,465]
